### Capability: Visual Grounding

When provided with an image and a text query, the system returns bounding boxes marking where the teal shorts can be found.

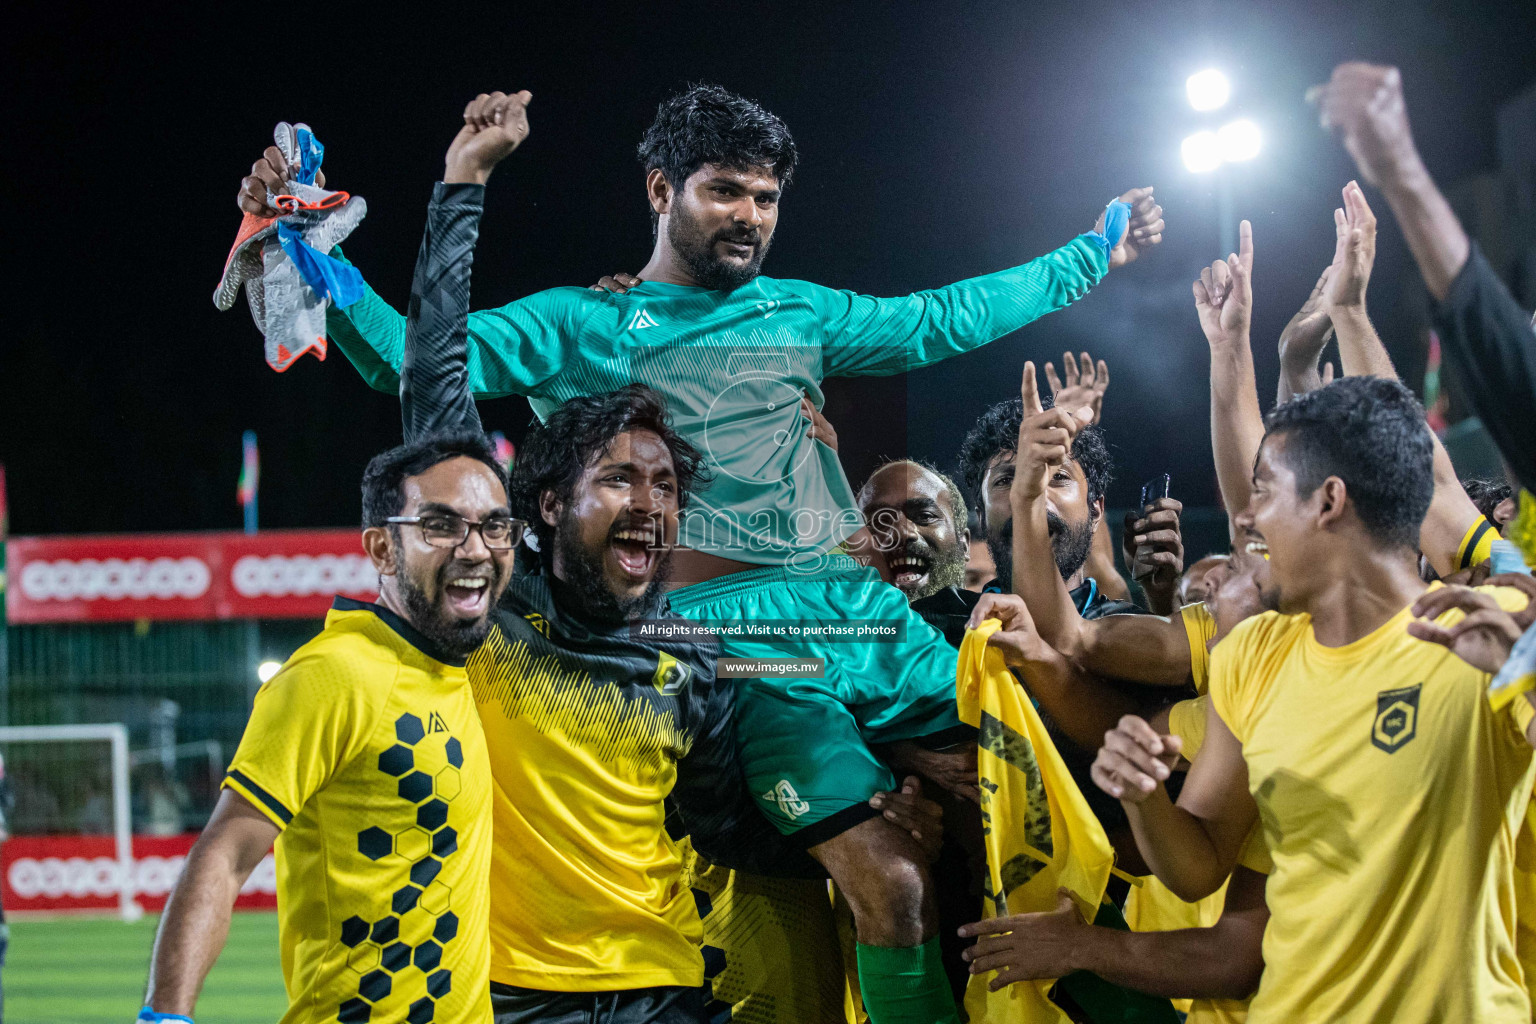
[668,554,965,846]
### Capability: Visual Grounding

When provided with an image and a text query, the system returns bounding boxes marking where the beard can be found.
[891,537,968,602]
[556,509,673,622]
[667,200,771,291]
[985,510,1095,593]
[397,559,503,659]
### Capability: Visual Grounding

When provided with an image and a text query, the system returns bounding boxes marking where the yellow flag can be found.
[958,620,1114,1023]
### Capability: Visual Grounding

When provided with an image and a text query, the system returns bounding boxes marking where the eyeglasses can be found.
[386,514,526,550]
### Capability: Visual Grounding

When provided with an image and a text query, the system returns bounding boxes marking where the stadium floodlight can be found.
[1186,69,1231,112]
[1181,131,1224,173]
[1218,119,1262,162]
[257,660,282,683]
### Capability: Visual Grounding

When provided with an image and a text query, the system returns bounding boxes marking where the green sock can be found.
[856,936,962,1024]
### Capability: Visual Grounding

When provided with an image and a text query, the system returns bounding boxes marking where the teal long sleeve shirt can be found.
[328,216,1108,564]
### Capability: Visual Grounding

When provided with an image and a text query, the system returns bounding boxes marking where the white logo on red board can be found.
[19,557,212,602]
[230,553,376,598]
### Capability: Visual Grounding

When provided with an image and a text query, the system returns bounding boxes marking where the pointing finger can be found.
[1021,361,1043,415]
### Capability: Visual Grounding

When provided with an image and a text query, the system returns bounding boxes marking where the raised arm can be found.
[400,91,532,440]
[1046,352,1132,602]
[1005,359,1097,650]
[1193,220,1264,527]
[1311,62,1536,492]
[819,189,1164,377]
[1316,183,1487,576]
[141,792,280,1018]
[1276,266,1335,403]
[1003,361,1196,684]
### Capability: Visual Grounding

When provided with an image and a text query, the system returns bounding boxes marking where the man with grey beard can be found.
[857,460,972,603]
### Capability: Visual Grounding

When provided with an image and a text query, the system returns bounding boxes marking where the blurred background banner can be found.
[2,834,277,915]
[6,529,377,624]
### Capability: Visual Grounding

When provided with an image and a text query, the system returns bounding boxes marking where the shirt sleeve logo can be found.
[1372,683,1422,753]
[652,651,692,695]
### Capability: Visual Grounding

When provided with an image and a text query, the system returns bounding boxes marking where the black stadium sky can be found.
[5,2,1534,538]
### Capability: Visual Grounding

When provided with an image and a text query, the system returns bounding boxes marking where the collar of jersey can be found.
[627,278,771,295]
[331,596,469,667]
[1300,592,1423,662]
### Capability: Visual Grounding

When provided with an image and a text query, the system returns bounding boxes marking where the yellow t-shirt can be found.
[224,599,492,1024]
[1518,794,1536,1014]
[1208,585,1536,1024]
[1181,602,1218,693]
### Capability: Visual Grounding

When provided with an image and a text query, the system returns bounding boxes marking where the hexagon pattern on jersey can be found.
[340,710,466,1022]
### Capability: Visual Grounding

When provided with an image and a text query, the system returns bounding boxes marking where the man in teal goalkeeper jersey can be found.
[238,84,1164,1024]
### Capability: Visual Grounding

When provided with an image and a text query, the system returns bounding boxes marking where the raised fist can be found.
[1307,63,1421,188]
[445,90,533,186]
[238,146,326,218]
[1095,187,1164,269]
[1091,715,1182,804]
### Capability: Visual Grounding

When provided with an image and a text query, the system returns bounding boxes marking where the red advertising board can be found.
[2,834,276,914]
[6,529,378,623]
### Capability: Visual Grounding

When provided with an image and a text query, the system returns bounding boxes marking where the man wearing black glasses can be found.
[140,431,517,1024]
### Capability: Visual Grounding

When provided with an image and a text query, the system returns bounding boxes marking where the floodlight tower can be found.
[1182,70,1261,255]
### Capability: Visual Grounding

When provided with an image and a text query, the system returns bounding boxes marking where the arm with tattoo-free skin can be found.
[1193,220,1263,528]
[1310,62,1536,491]
[958,866,1267,998]
[1123,498,1186,616]
[1092,704,1257,902]
[141,792,281,1016]
[1313,182,1487,577]
[1307,64,1467,302]
[967,592,1141,751]
[1006,362,1197,686]
[1276,267,1336,404]
[1006,360,1097,653]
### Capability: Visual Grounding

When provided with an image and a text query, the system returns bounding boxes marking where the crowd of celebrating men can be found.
[135,58,1536,1024]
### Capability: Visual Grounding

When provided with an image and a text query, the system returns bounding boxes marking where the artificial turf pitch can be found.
[8,911,287,1022]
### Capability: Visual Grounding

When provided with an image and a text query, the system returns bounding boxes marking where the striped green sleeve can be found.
[813,234,1109,378]
[323,245,584,400]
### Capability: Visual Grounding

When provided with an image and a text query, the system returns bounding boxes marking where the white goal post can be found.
[0,723,139,921]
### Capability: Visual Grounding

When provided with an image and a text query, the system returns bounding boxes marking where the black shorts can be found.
[488,982,707,1024]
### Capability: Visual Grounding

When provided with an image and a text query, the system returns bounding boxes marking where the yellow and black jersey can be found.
[473,574,818,992]
[680,845,852,1024]
[224,598,493,1024]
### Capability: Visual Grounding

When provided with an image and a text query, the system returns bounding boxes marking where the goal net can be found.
[0,723,139,920]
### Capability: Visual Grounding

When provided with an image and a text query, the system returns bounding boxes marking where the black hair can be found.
[1263,376,1433,550]
[956,395,1113,527]
[361,430,508,528]
[1462,478,1514,523]
[858,459,970,531]
[637,83,798,213]
[509,384,707,554]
